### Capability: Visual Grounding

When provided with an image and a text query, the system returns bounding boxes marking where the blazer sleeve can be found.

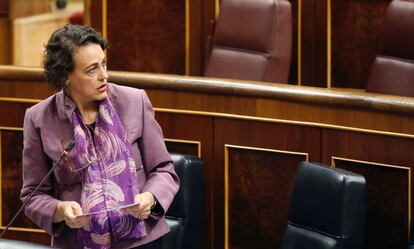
[138,90,180,216]
[20,108,64,236]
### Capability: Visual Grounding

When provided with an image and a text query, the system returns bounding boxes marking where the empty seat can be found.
[279,161,366,249]
[205,0,292,83]
[366,0,414,97]
[157,153,205,249]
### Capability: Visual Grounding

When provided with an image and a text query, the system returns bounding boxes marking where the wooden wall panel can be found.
[323,129,414,249]
[0,0,7,18]
[226,146,307,249]
[0,81,52,99]
[1,129,39,229]
[0,105,51,245]
[200,0,216,75]
[86,0,103,34]
[0,18,9,64]
[0,101,33,127]
[332,0,390,88]
[106,0,185,74]
[188,0,204,76]
[334,158,409,249]
[300,0,326,87]
[214,118,321,249]
[285,0,297,85]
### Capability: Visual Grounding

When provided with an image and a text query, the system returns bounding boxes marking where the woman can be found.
[20,24,179,249]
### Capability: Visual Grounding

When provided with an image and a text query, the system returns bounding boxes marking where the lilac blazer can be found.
[20,83,180,249]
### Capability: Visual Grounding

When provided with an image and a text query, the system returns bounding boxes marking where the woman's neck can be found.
[65,91,99,124]
[75,100,99,125]
[81,108,98,125]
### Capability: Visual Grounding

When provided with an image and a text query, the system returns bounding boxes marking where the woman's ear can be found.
[63,79,71,92]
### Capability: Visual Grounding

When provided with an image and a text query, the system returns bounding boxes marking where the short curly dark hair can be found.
[43,24,108,90]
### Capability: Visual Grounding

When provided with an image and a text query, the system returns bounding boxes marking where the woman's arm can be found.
[20,108,67,235]
[138,90,180,216]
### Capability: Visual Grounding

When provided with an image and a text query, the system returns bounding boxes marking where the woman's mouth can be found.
[97,84,107,92]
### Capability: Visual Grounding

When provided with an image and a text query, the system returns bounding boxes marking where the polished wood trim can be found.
[89,77,414,114]
[215,0,220,19]
[332,156,411,236]
[2,66,414,113]
[83,0,91,26]
[332,156,411,172]
[0,226,44,233]
[0,97,41,103]
[0,126,23,131]
[1,95,414,139]
[0,66,44,80]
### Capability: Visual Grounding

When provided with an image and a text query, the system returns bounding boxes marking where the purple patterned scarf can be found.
[71,97,146,249]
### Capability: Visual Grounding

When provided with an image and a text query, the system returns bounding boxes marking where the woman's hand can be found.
[124,192,155,220]
[53,201,90,228]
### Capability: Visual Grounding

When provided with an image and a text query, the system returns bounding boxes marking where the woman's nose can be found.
[98,67,108,81]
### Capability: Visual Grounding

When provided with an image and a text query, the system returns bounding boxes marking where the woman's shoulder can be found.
[26,93,59,116]
[108,83,146,103]
[109,83,144,95]
[24,93,62,129]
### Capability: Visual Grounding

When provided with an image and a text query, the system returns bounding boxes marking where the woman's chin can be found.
[95,92,108,101]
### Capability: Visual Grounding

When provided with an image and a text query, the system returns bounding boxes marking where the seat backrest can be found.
[366,0,414,97]
[204,0,292,83]
[159,154,205,249]
[279,162,366,249]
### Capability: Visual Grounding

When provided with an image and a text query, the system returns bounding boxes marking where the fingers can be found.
[69,215,90,228]
[57,193,155,228]
[61,201,90,228]
[124,203,151,219]
[124,192,154,220]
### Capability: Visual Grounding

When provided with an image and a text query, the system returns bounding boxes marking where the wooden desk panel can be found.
[1,66,414,249]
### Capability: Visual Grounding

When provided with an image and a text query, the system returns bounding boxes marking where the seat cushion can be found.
[161,218,184,249]
[279,224,339,249]
[366,56,414,96]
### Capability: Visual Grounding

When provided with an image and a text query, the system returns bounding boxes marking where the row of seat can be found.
[206,0,414,97]
[1,154,413,248]
[0,157,368,249]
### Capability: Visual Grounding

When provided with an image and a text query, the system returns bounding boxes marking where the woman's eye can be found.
[87,67,97,75]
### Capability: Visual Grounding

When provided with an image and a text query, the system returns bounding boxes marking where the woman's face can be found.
[67,43,108,105]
